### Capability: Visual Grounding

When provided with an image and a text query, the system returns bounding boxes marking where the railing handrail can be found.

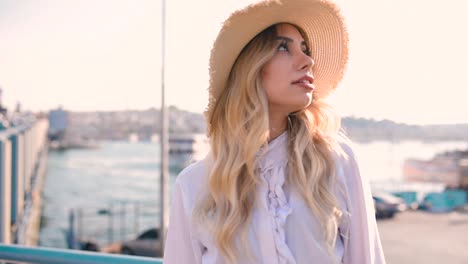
[0,122,34,139]
[0,243,163,264]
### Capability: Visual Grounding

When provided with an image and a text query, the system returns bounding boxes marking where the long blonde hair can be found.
[196,24,347,263]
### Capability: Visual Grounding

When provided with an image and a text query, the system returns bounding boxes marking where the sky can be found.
[0,0,467,125]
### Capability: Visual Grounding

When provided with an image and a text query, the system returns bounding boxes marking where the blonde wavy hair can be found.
[195,23,348,263]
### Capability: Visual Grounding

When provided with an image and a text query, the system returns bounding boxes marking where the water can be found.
[38,139,468,248]
[39,141,178,248]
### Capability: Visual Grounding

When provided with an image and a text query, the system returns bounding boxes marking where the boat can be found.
[168,133,209,172]
[128,133,139,143]
[49,136,100,151]
[403,149,468,189]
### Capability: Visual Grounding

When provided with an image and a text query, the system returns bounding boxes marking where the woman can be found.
[164,0,386,263]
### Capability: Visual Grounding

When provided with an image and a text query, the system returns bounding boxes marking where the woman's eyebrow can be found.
[275,36,307,46]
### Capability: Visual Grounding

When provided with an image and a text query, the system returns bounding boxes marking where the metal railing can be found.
[0,243,163,264]
[1,116,49,245]
[67,200,159,249]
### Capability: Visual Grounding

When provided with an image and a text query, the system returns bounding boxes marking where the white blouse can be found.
[164,131,386,263]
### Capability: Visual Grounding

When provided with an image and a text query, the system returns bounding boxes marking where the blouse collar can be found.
[256,130,289,172]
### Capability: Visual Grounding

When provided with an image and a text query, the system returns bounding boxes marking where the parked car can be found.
[373,192,407,218]
[120,228,162,257]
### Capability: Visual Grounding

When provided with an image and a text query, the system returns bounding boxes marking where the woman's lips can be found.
[292,75,315,91]
[292,81,315,91]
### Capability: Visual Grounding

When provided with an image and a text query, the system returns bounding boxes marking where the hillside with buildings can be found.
[48,106,468,142]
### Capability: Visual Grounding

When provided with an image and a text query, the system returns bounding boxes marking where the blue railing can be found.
[1,116,49,245]
[0,244,163,264]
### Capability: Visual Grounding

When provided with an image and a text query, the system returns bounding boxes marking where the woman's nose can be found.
[298,52,314,71]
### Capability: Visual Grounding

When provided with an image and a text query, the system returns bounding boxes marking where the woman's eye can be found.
[277,42,288,51]
[277,41,311,56]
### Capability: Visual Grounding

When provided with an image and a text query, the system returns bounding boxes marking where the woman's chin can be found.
[300,95,313,108]
[290,98,313,113]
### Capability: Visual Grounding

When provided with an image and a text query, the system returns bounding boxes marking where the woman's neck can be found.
[268,113,288,143]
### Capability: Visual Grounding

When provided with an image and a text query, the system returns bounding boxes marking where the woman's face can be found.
[261,23,315,115]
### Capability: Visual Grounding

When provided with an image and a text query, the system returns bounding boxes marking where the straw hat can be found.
[206,0,349,122]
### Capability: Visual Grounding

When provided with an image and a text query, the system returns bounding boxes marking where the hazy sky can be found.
[1,0,467,125]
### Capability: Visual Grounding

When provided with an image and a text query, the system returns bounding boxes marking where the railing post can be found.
[66,209,76,249]
[120,201,125,241]
[23,129,31,195]
[108,203,114,244]
[10,133,25,232]
[134,201,139,236]
[0,138,12,244]
[77,208,83,244]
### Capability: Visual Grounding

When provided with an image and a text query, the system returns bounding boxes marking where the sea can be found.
[38,139,468,248]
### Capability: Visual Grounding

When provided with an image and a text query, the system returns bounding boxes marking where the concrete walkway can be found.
[378,210,468,264]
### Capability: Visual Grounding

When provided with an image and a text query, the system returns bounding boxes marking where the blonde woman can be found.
[164,0,386,263]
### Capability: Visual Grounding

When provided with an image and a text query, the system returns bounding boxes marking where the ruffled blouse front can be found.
[256,131,296,263]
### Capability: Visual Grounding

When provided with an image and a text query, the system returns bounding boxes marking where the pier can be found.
[0,114,48,245]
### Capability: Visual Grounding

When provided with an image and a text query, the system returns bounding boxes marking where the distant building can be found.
[0,87,8,116]
[15,101,21,113]
[403,157,460,187]
[48,107,69,140]
[0,87,9,130]
[458,159,468,189]
[403,150,468,189]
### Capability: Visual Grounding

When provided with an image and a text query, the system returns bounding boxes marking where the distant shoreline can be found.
[46,107,468,142]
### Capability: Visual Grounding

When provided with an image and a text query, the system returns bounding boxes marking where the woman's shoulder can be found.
[174,159,210,205]
[176,159,209,185]
[334,136,358,163]
[333,137,363,187]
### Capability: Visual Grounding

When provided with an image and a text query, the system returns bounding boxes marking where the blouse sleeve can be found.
[163,180,204,264]
[341,143,387,264]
